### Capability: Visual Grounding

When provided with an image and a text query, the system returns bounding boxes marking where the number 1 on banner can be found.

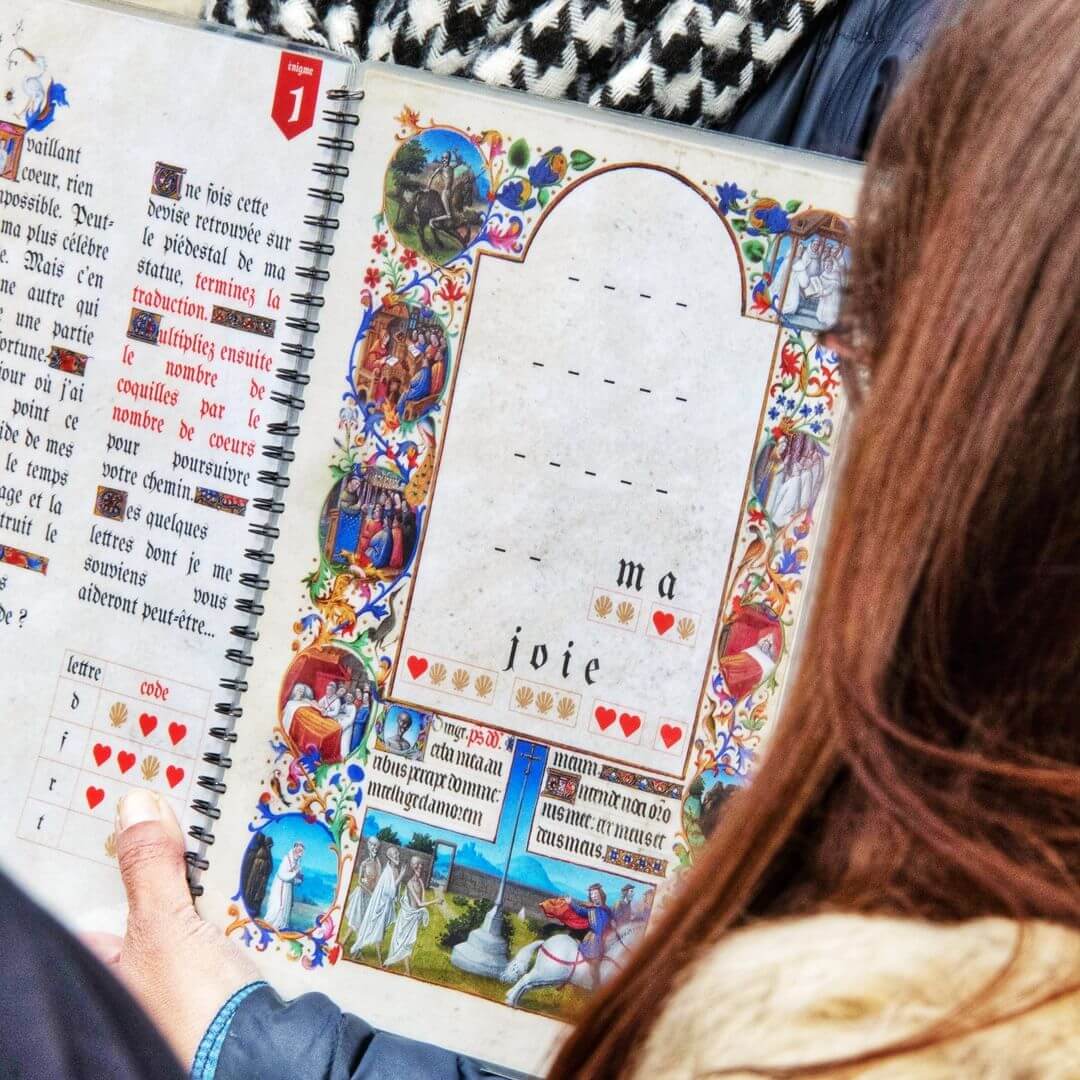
[287,87,305,125]
[271,51,323,140]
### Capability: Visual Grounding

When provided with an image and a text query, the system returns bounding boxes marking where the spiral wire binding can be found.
[185,83,365,897]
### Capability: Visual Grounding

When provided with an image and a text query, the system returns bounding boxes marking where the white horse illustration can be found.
[500,921,646,1007]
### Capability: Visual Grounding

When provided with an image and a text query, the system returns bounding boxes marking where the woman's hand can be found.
[85,790,259,1068]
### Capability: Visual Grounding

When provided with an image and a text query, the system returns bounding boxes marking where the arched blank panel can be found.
[392,166,778,777]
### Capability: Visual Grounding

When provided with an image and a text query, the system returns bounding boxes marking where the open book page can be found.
[0,0,350,927]
[201,64,861,1072]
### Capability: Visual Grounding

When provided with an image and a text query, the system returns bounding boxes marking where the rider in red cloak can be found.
[539,884,613,990]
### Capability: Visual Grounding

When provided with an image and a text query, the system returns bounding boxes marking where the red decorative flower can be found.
[401,248,418,269]
[371,233,388,253]
[751,277,773,314]
[780,342,801,378]
[748,507,767,526]
[364,266,381,288]
[437,278,467,303]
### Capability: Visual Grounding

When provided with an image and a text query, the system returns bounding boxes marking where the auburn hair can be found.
[552,0,1080,1074]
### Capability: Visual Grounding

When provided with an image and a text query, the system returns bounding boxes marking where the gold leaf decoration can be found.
[593,595,613,619]
[515,686,534,709]
[109,702,128,728]
[616,601,636,625]
[557,696,576,721]
[141,755,160,781]
[677,617,696,640]
[429,662,447,685]
[451,668,470,691]
[474,675,494,699]
[535,691,554,714]
[104,832,117,858]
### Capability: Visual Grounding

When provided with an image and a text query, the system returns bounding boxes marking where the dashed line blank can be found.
[568,275,580,282]
[514,452,526,459]
[549,461,561,468]
[494,546,507,553]
[568,369,580,376]
[603,284,616,291]
[639,387,651,394]
[532,361,545,368]
[620,480,633,487]
[584,470,597,477]
[603,378,615,385]
[655,488,668,495]
[675,301,688,308]
[675,396,688,403]
[639,293,652,299]
[529,556,542,563]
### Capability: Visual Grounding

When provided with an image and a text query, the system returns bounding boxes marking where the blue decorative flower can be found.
[768,407,779,420]
[528,147,567,188]
[775,548,804,576]
[757,205,790,234]
[810,421,821,433]
[799,404,811,417]
[347,763,365,784]
[814,403,825,415]
[497,178,536,212]
[716,182,747,215]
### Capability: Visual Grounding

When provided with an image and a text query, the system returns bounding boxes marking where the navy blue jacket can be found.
[0,871,186,1079]
[207,2,946,1076]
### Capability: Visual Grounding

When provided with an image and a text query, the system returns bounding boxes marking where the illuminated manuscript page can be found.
[0,0,350,928]
[203,66,861,1073]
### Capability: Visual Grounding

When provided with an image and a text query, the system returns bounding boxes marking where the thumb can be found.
[115,791,192,918]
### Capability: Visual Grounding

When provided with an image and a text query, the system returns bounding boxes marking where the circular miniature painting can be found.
[384,128,491,265]
[279,644,373,764]
[239,814,338,931]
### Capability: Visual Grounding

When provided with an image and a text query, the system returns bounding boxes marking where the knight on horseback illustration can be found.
[392,141,483,256]
[499,883,649,1007]
[541,884,613,990]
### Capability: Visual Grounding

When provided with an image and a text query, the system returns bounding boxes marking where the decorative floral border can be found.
[226,106,849,969]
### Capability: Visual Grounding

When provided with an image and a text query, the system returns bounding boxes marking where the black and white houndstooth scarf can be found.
[203,0,838,129]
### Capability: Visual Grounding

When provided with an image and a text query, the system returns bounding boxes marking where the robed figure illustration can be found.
[240,833,274,915]
[264,842,305,930]
[343,837,383,936]
[384,856,439,974]
[349,844,405,962]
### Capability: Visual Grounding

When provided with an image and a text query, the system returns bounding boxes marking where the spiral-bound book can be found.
[0,0,861,1072]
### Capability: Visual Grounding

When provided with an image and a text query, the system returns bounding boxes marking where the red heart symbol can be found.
[594,706,616,731]
[168,722,187,746]
[85,786,105,810]
[328,944,342,965]
[619,712,642,738]
[139,713,158,736]
[165,765,185,789]
[92,743,111,767]
[652,611,675,636]
[117,750,136,774]
[406,656,428,679]
[659,723,683,749]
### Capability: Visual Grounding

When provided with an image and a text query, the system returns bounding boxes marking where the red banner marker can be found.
[272,52,323,140]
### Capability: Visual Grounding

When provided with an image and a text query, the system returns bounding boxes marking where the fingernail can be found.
[117,790,163,832]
